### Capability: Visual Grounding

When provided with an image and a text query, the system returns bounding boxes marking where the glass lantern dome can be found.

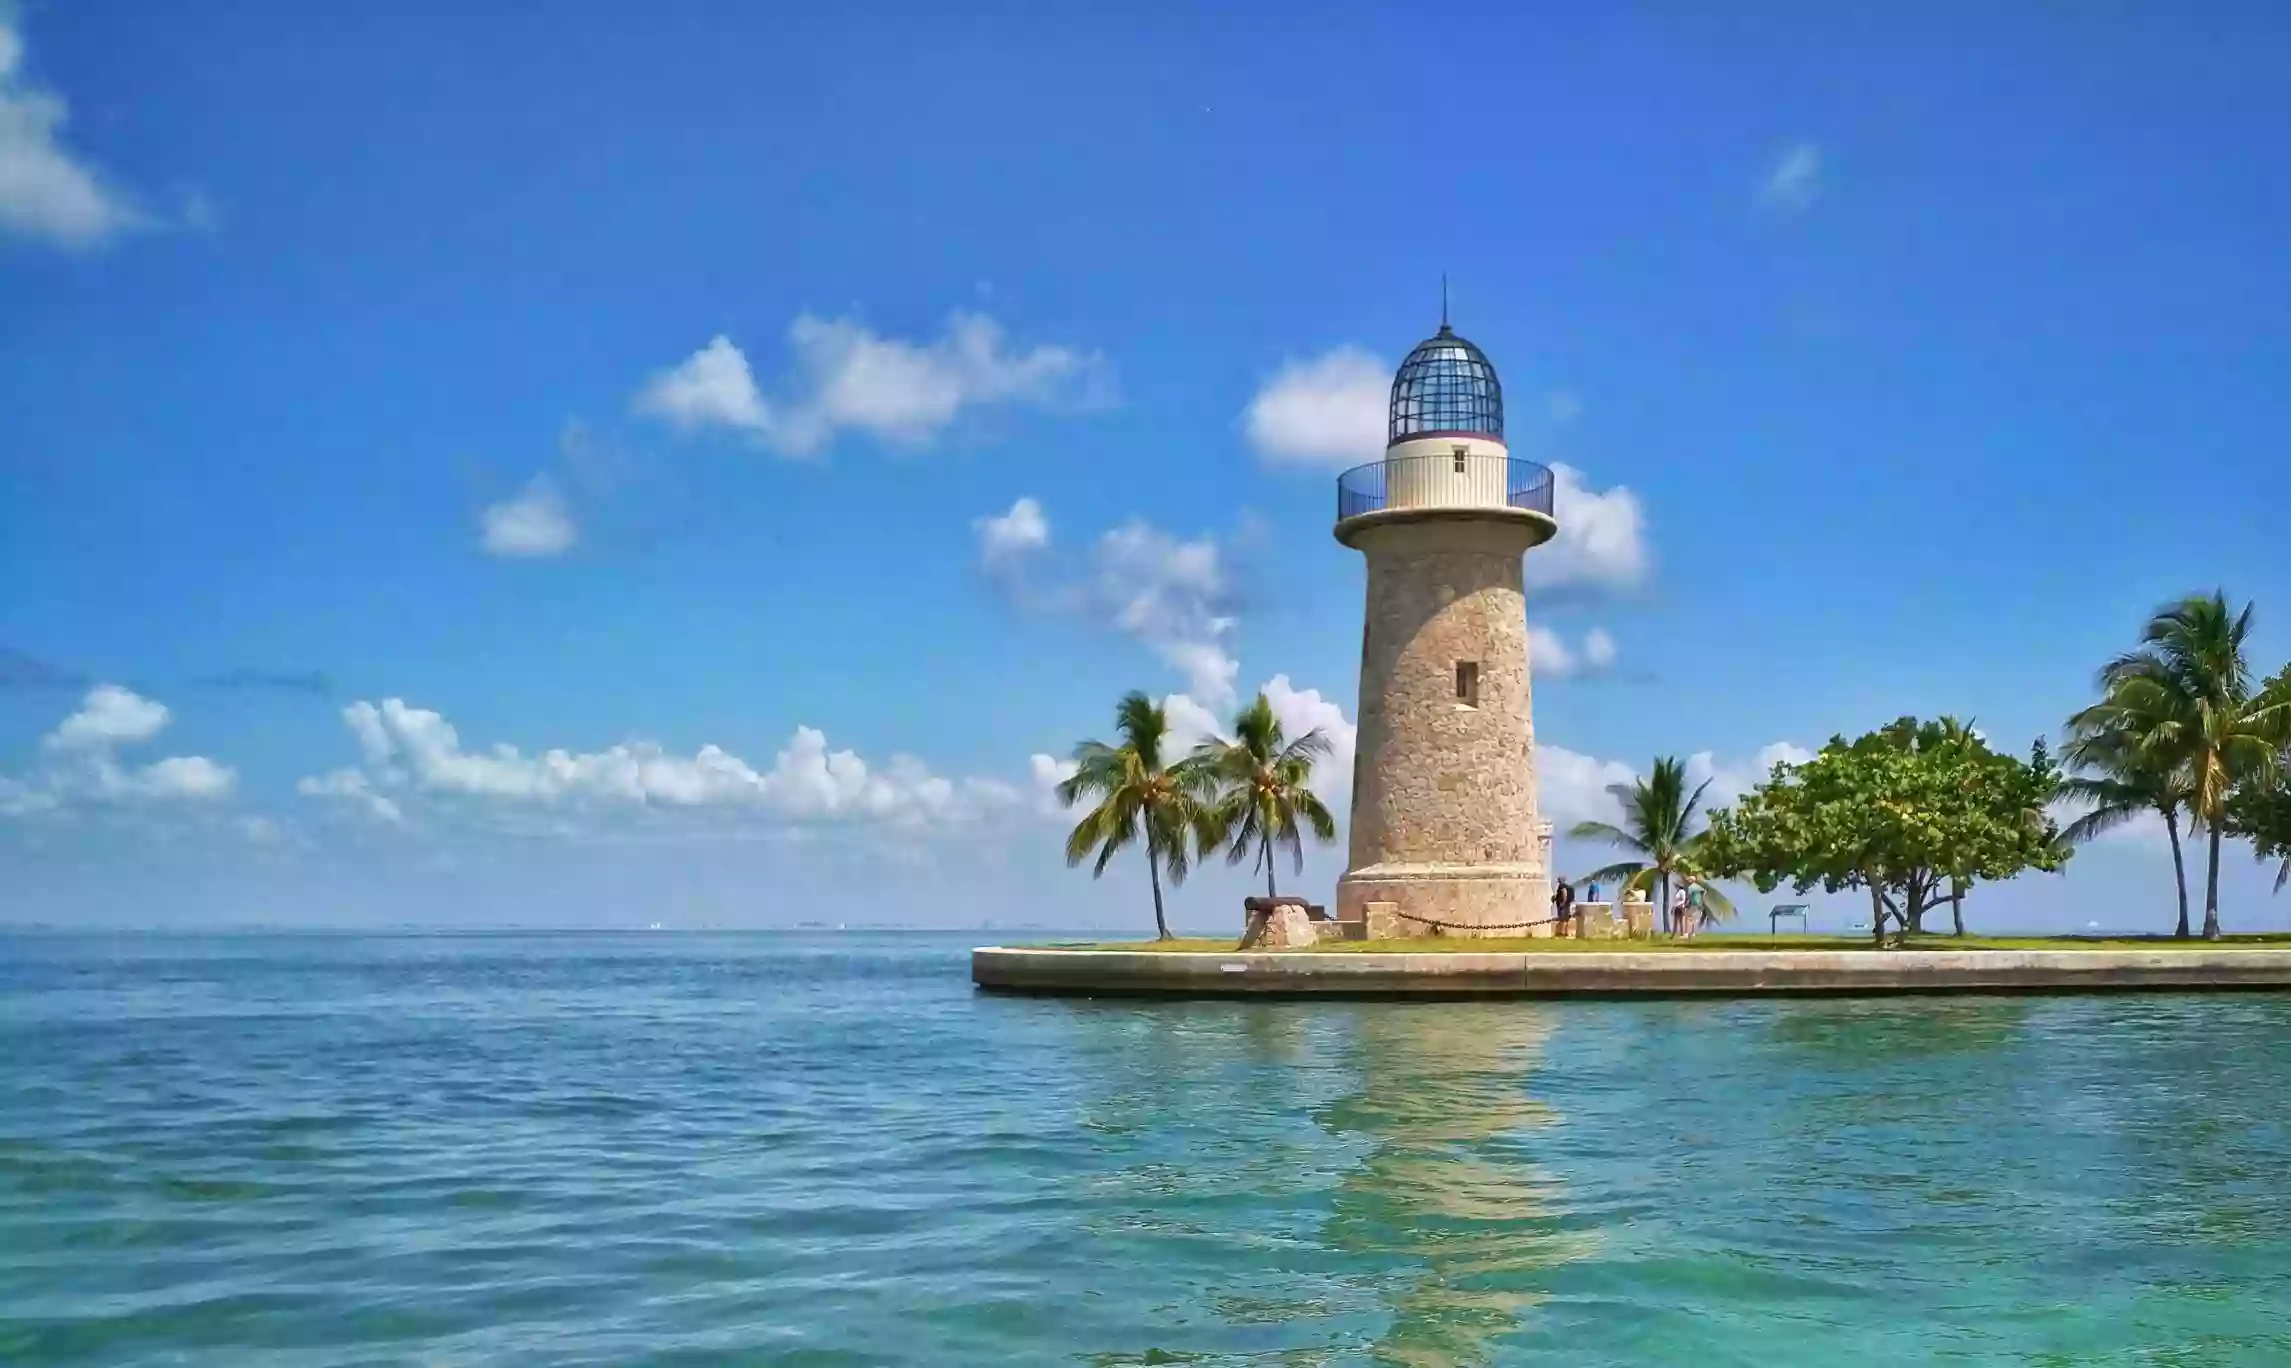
[1387,324,1504,444]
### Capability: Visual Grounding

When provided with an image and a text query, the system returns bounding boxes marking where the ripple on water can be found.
[5,935,2291,1366]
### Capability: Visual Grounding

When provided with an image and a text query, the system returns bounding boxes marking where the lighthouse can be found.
[1333,316,1559,937]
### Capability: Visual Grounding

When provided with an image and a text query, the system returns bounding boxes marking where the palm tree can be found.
[2078,593,2289,939]
[1193,693,1339,899]
[1056,692,1210,940]
[1570,756,1736,935]
[2060,700,2197,937]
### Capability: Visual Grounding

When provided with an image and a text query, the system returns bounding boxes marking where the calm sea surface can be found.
[5,931,2290,1366]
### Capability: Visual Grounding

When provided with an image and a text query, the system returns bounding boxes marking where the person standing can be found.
[1670,884,1689,939]
[1553,878,1576,935]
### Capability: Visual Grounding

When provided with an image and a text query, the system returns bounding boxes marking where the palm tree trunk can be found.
[2164,808,2190,939]
[1660,870,1673,937]
[1263,830,1277,899]
[2202,822,2222,941]
[1147,835,1171,941]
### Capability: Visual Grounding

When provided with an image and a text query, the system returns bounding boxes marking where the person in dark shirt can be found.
[1553,878,1576,934]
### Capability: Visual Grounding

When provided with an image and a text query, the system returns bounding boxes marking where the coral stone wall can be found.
[1337,517,1549,936]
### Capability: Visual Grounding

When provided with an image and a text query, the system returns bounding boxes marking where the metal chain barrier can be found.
[1387,911,1567,932]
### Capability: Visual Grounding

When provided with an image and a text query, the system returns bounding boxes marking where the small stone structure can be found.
[1562,898,1657,940]
[1240,896,1332,949]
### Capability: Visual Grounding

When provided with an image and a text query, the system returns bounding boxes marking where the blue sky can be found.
[4,2,2288,932]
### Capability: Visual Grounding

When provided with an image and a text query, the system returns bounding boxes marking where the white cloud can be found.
[1542,740,1809,832]
[636,312,1110,457]
[1096,521,1236,706]
[0,14,144,249]
[1528,625,1620,679]
[634,335,771,434]
[1758,142,1822,215]
[1243,346,1388,466]
[974,497,1049,567]
[109,754,235,800]
[301,698,1017,832]
[1026,752,1079,821]
[1685,741,1816,809]
[479,475,578,558]
[297,767,404,824]
[1156,675,1356,807]
[1263,675,1356,803]
[7,686,237,811]
[1524,463,1650,596]
[1160,691,1225,756]
[45,684,169,751]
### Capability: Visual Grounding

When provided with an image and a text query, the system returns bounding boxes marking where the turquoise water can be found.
[4,932,2290,1365]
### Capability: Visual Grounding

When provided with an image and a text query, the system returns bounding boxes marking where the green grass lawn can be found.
[1034,932,2291,954]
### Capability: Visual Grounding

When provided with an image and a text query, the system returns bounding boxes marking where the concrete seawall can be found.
[972,946,2291,998]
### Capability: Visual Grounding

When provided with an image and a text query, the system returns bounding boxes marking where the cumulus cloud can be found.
[109,753,235,800]
[5,685,237,812]
[45,684,170,751]
[1026,752,1080,821]
[1529,625,1621,680]
[1758,142,1822,214]
[300,698,1020,832]
[636,312,1111,457]
[297,767,404,824]
[634,335,769,434]
[0,14,146,249]
[1679,742,1817,809]
[1539,745,1641,828]
[1243,346,1388,466]
[1542,740,1811,832]
[974,496,1049,567]
[1156,675,1357,807]
[479,475,579,558]
[1264,675,1357,802]
[1095,521,1237,707]
[1524,463,1650,596]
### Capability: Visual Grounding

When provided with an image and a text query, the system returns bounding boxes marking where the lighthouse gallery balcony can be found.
[1334,451,1557,525]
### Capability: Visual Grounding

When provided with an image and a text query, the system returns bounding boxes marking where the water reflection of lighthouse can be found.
[1319,1003,1592,1367]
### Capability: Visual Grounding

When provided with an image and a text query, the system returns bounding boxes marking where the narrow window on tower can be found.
[1452,444,1468,474]
[1455,660,1480,709]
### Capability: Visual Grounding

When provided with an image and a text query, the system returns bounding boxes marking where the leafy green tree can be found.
[2074,594,2288,939]
[2225,663,2291,897]
[2060,689,2198,936]
[1192,692,1340,899]
[1569,756,1736,935]
[1699,718,2067,946]
[1056,691,1211,940]
[2227,778,2291,896]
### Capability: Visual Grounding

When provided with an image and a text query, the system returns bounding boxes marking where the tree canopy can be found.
[1699,717,2068,945]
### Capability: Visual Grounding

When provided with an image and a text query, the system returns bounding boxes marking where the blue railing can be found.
[1335,453,1556,523]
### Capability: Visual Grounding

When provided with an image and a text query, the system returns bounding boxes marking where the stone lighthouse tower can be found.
[1333,316,1559,937]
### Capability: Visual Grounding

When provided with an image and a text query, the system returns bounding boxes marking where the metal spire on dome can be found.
[1440,274,1450,332]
